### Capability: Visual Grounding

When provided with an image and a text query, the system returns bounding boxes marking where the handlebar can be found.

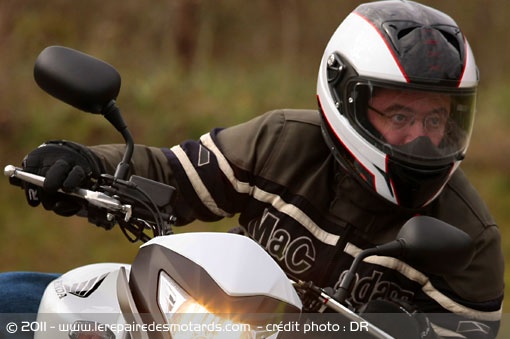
[4,164,175,241]
[4,165,132,219]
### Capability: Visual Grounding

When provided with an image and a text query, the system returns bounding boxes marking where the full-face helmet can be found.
[317,0,478,209]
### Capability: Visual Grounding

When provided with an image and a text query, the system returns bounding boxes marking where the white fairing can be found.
[35,233,301,338]
[36,263,130,338]
[144,232,302,309]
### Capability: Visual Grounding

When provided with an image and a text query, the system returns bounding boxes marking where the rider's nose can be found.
[404,121,427,143]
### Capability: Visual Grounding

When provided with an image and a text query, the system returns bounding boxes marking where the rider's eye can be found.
[390,113,411,127]
[426,116,441,129]
[424,111,447,130]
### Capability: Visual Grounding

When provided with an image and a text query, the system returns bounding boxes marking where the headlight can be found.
[158,271,276,339]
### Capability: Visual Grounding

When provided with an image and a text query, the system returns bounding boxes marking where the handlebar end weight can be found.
[4,165,23,188]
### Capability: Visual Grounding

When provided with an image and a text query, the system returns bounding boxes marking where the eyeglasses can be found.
[367,104,448,133]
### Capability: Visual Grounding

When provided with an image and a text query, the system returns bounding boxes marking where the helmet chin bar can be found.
[387,157,454,209]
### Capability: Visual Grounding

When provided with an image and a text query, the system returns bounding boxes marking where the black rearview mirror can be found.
[33,46,121,114]
[397,215,474,273]
[334,216,474,303]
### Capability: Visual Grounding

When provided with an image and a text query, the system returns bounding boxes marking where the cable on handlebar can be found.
[101,176,174,241]
[118,218,152,243]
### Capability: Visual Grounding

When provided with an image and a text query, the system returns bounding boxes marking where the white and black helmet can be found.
[317,0,478,209]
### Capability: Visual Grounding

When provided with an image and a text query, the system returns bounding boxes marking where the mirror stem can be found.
[101,100,134,180]
[114,132,134,181]
[333,240,403,303]
[333,248,378,303]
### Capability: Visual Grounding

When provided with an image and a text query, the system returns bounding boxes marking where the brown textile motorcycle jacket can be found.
[90,109,504,338]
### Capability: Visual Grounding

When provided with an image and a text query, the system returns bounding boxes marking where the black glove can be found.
[22,140,103,216]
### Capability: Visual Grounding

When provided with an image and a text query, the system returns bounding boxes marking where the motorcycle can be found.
[3,46,474,339]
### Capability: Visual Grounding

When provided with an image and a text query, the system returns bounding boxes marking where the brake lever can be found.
[4,165,132,220]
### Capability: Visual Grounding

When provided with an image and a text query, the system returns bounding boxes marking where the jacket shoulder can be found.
[433,169,504,302]
[439,169,496,231]
[279,109,322,125]
[214,109,324,171]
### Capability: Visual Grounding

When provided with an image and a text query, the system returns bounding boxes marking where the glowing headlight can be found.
[157,271,275,339]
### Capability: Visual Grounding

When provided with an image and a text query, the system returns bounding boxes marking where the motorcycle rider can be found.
[0,1,504,338]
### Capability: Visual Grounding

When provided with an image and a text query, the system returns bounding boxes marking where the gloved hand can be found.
[22,140,103,216]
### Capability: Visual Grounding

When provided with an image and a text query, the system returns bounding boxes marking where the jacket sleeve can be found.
[158,110,294,225]
[86,109,280,225]
[89,144,174,183]
[88,110,310,225]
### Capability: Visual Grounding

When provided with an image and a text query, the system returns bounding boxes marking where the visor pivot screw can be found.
[327,54,336,67]
[327,53,345,83]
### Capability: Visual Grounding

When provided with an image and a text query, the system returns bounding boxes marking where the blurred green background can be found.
[1,0,509,334]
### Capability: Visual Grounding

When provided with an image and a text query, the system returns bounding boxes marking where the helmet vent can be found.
[396,26,420,40]
[435,26,462,55]
[382,21,465,83]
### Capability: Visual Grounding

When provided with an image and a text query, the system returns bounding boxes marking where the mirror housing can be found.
[34,46,121,114]
[397,215,474,273]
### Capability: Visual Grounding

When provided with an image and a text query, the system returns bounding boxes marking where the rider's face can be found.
[367,88,451,146]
